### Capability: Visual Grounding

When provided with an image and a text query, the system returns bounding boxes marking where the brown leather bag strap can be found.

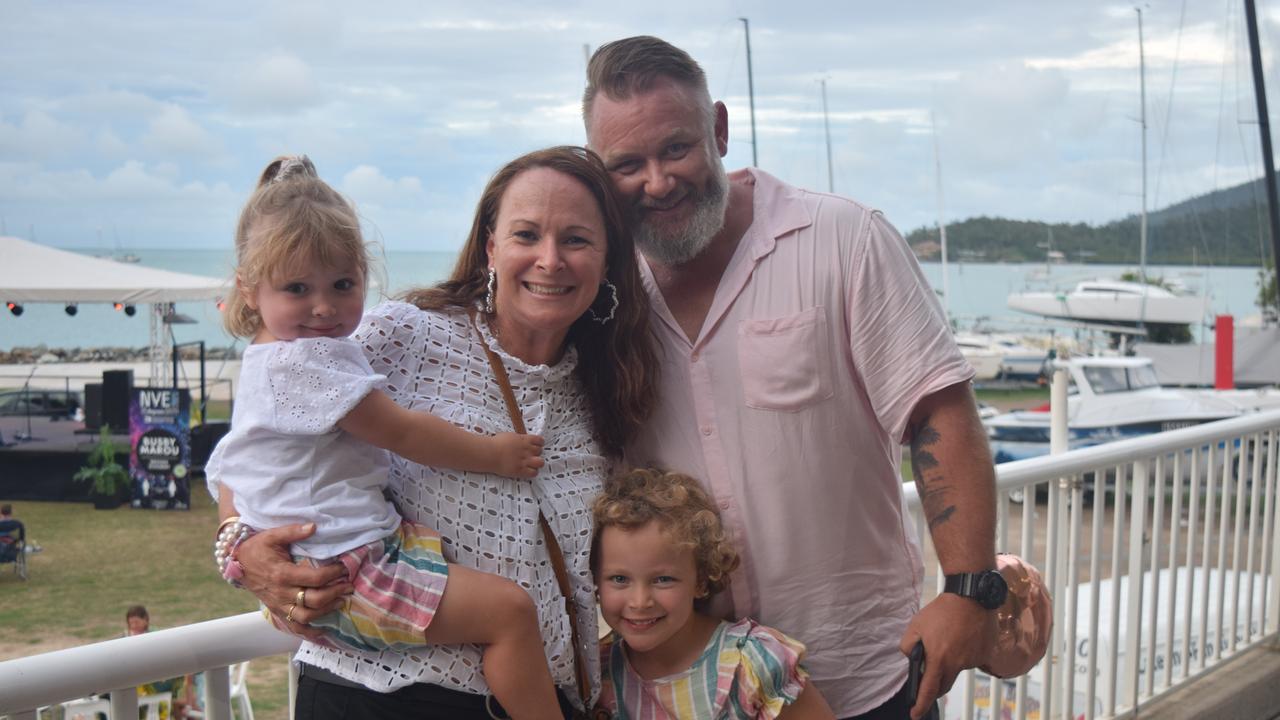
[470,311,593,706]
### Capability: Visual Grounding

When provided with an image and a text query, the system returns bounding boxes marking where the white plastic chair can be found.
[60,696,109,720]
[228,662,253,720]
[138,693,170,720]
[188,662,252,720]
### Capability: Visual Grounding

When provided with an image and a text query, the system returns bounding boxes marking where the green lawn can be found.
[975,385,1050,409]
[0,489,290,719]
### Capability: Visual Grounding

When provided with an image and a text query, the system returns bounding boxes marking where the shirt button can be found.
[718,498,731,510]
[691,351,700,362]
[701,425,713,436]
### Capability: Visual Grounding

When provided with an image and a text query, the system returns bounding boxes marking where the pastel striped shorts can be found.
[299,519,449,653]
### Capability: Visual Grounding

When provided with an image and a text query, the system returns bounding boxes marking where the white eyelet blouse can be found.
[294,301,606,705]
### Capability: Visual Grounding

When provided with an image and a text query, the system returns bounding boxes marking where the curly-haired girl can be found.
[590,469,835,719]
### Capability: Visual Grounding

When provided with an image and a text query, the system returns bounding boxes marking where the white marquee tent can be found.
[1,235,228,385]
[0,236,226,304]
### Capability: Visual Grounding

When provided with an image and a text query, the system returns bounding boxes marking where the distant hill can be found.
[906,177,1272,265]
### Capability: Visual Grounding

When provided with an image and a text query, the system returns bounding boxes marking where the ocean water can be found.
[0,248,1269,351]
[1,248,459,351]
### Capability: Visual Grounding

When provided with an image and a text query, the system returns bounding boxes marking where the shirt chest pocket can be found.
[736,306,834,412]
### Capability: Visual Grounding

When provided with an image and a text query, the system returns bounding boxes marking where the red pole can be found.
[1215,315,1234,390]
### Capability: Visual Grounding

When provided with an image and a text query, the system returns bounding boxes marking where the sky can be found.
[3,0,1280,253]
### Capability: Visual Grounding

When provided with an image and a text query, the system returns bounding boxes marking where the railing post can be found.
[1198,444,1218,673]
[1215,440,1234,664]
[1017,464,1036,720]
[1041,367,1069,719]
[289,653,299,720]
[1146,455,1165,696]
[1265,429,1280,636]
[1064,473,1083,718]
[204,664,231,720]
[1106,465,1128,716]
[1085,465,1105,720]
[1163,451,1183,691]
[110,686,138,720]
[1122,458,1149,710]
[1050,368,1069,455]
[1244,433,1264,648]
[1181,445,1202,682]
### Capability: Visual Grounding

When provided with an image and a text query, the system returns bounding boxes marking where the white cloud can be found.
[0,110,85,160]
[224,53,324,114]
[0,160,240,247]
[94,128,129,159]
[141,105,222,159]
[341,165,424,208]
[0,0,1271,253]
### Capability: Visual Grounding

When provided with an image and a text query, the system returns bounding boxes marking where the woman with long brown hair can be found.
[219,146,657,718]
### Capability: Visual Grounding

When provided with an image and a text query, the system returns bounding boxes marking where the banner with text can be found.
[128,388,192,510]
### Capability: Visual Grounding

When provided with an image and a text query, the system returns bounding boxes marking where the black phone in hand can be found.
[908,641,940,720]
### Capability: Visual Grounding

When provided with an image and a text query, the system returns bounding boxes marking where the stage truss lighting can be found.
[64,304,78,316]
[6,302,22,317]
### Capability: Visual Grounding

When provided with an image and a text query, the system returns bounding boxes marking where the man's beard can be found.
[631,152,730,267]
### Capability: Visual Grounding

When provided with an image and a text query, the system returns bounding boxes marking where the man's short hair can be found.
[583,35,714,134]
[125,604,149,621]
[0,504,10,517]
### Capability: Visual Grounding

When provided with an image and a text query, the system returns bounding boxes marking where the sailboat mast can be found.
[932,111,950,319]
[1137,7,1150,328]
[1244,0,1280,316]
[821,78,834,193]
[739,17,759,168]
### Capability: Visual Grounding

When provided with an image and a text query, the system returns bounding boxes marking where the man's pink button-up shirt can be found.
[626,169,974,716]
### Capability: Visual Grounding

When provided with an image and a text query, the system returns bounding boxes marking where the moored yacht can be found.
[1007,278,1208,326]
[984,355,1280,463]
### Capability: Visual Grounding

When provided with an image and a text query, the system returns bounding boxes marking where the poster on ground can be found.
[128,388,191,510]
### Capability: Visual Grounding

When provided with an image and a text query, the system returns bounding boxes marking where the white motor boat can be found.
[955,333,1050,382]
[954,334,1003,381]
[984,355,1280,463]
[1007,279,1207,326]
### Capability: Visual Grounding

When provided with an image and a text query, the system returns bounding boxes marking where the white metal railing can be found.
[904,403,1280,720]
[2,407,1278,720]
[0,612,299,720]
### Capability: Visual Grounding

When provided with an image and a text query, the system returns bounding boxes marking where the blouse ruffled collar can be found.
[473,309,579,383]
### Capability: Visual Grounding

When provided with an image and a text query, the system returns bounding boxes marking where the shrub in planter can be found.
[73,427,131,509]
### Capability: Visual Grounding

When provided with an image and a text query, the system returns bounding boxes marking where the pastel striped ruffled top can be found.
[599,618,809,719]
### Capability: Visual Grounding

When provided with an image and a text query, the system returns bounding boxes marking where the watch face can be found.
[978,571,1009,609]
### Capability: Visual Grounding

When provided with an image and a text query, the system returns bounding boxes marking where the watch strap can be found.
[944,572,983,598]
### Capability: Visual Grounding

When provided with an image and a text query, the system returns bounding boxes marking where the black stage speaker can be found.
[190,421,232,470]
[102,369,133,433]
[83,383,103,431]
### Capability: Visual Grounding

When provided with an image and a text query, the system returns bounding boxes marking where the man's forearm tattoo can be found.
[910,419,956,530]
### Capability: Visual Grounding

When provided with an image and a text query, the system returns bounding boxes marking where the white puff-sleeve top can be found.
[205,337,400,560]
[294,301,606,704]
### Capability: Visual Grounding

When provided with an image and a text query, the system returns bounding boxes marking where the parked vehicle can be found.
[0,389,82,419]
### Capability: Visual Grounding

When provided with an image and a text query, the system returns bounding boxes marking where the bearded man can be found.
[583,36,1002,720]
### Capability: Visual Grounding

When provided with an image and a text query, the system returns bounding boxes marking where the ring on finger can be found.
[296,589,307,609]
[285,602,297,624]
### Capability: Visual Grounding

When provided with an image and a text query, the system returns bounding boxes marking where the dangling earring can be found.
[588,280,619,324]
[484,268,496,314]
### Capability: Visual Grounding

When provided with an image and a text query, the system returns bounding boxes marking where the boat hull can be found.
[1007,291,1205,325]
[988,416,1226,463]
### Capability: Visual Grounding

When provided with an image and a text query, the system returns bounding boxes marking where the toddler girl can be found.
[590,468,835,719]
[207,155,561,718]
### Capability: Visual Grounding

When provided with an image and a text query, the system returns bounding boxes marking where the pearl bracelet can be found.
[214,516,253,588]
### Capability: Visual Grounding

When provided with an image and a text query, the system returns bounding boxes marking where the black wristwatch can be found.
[944,570,1008,610]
